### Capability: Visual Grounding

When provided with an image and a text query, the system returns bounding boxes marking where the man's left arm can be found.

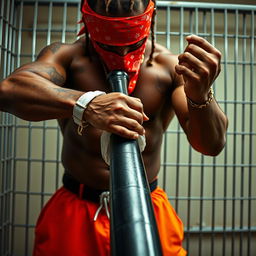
[172,35,228,156]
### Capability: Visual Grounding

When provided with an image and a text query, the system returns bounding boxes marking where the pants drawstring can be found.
[93,191,110,221]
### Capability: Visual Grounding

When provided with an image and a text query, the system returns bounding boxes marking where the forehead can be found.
[87,0,149,17]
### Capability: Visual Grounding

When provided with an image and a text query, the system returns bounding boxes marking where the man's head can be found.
[80,0,156,59]
[79,0,156,94]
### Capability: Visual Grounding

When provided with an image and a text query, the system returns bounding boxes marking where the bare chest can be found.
[66,55,174,120]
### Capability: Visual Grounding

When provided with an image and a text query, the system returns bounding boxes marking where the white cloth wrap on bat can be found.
[100,131,146,165]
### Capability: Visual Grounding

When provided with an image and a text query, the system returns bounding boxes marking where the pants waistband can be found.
[62,173,158,203]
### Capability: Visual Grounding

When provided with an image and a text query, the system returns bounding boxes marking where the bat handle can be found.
[107,70,129,94]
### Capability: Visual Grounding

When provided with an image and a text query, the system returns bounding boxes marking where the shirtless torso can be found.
[60,38,179,189]
[0,35,228,190]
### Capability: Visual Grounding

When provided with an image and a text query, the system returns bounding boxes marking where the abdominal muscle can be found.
[59,118,162,190]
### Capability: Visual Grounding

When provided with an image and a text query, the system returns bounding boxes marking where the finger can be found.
[123,107,149,123]
[109,122,143,140]
[181,43,221,79]
[186,35,222,57]
[185,43,220,72]
[184,43,210,63]
[124,108,144,125]
[126,96,144,112]
[105,94,143,125]
[175,63,199,81]
[125,96,149,121]
[122,117,145,135]
[184,44,220,79]
[178,52,202,71]
[107,115,145,136]
[112,125,140,140]
[113,102,144,125]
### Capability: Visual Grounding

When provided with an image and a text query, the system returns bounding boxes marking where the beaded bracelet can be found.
[186,87,214,109]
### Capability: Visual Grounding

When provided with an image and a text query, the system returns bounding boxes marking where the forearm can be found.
[173,35,229,155]
[185,98,228,156]
[0,71,82,121]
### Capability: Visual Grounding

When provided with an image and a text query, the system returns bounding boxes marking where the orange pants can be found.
[33,186,186,256]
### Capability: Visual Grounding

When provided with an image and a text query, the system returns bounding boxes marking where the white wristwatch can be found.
[73,90,106,135]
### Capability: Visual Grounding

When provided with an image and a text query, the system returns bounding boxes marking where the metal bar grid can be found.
[156,2,256,256]
[0,1,255,256]
[0,1,16,256]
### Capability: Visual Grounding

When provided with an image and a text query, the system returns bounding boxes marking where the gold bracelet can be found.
[186,87,214,109]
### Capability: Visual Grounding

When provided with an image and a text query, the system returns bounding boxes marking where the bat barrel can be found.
[108,70,162,256]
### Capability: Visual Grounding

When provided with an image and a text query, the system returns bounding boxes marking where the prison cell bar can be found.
[0,1,256,256]
[156,1,256,255]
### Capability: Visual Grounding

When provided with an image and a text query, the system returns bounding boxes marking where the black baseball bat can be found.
[107,70,162,256]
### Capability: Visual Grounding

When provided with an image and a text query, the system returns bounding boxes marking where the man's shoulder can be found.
[153,42,179,66]
[144,41,183,89]
[36,38,86,65]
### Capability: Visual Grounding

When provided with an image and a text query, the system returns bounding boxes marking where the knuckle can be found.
[184,52,191,59]
[138,112,144,121]
[179,52,190,62]
[107,115,117,125]
[130,121,140,130]
[117,93,126,100]
[134,97,141,102]
[133,101,143,113]
[209,58,218,68]
[133,112,143,124]
[187,43,195,51]
[179,52,189,61]
[114,102,125,111]
[137,103,143,112]
[201,67,209,77]
[215,49,222,59]
[209,58,220,71]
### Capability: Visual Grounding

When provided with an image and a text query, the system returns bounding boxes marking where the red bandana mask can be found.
[78,0,155,94]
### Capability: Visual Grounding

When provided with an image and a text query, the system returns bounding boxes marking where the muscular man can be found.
[0,0,228,255]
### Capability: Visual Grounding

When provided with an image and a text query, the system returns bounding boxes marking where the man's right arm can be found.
[0,42,83,121]
[0,42,147,139]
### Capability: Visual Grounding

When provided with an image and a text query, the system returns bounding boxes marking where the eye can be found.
[97,42,111,51]
[129,38,146,51]
[95,37,146,55]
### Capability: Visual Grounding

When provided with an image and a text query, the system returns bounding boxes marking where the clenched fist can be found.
[84,92,149,139]
[175,34,221,104]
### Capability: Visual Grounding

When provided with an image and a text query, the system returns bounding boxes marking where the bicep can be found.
[12,61,66,87]
[12,42,69,86]
[29,61,66,86]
